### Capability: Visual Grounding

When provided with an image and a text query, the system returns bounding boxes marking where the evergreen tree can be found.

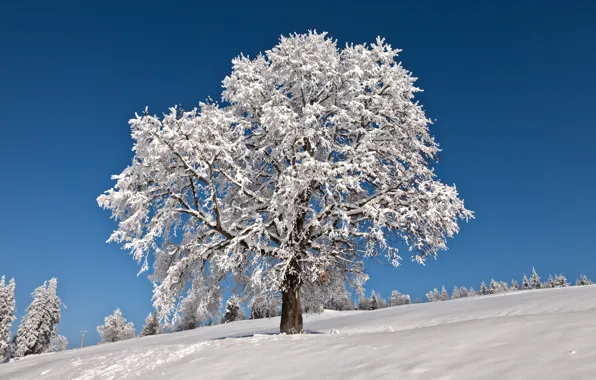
[46,334,68,353]
[500,281,509,292]
[0,276,16,360]
[222,295,244,323]
[554,274,570,288]
[368,292,379,310]
[451,286,460,299]
[459,286,469,298]
[544,274,554,288]
[479,282,489,295]
[140,310,161,337]
[97,308,136,343]
[521,275,531,290]
[440,286,449,301]
[530,267,542,289]
[510,279,519,291]
[468,287,477,297]
[14,278,62,357]
[390,290,411,306]
[489,279,498,294]
[575,274,593,286]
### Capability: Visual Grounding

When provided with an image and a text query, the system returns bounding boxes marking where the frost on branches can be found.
[0,276,16,360]
[98,31,473,334]
[97,308,136,344]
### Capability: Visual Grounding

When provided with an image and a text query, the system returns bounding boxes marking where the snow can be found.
[2,286,596,379]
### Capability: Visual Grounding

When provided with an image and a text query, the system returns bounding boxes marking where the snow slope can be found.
[2,286,595,379]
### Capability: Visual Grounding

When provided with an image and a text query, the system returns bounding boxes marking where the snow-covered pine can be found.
[222,295,244,323]
[440,286,449,301]
[97,31,473,334]
[451,285,460,299]
[576,274,593,286]
[530,267,542,289]
[390,290,411,306]
[368,291,379,310]
[510,279,519,291]
[459,286,469,298]
[468,287,477,297]
[479,282,489,296]
[554,274,569,288]
[178,277,223,331]
[0,276,16,360]
[489,279,498,294]
[500,281,509,292]
[46,334,68,353]
[14,278,62,357]
[140,310,161,337]
[544,275,555,288]
[521,275,531,290]
[97,308,136,344]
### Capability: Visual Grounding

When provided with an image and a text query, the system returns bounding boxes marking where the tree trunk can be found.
[280,259,303,334]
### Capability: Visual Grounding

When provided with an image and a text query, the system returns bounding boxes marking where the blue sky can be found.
[1,0,595,347]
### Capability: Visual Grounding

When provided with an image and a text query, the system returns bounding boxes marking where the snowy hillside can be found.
[2,286,595,379]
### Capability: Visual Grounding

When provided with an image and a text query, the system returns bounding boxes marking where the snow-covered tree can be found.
[14,278,62,357]
[368,291,379,310]
[357,296,370,310]
[97,31,473,334]
[301,268,355,313]
[222,295,244,323]
[576,274,593,286]
[500,281,509,292]
[521,275,531,290]
[459,286,469,298]
[510,279,519,291]
[250,292,281,319]
[489,279,498,294]
[554,274,570,288]
[97,308,136,344]
[440,286,449,301]
[0,276,16,360]
[530,267,542,289]
[544,275,555,288]
[479,282,489,296]
[468,286,477,297]
[451,285,460,299]
[426,288,440,302]
[178,277,223,331]
[390,290,411,306]
[140,310,161,337]
[46,334,68,353]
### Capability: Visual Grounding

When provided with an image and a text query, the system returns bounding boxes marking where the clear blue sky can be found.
[1,0,595,347]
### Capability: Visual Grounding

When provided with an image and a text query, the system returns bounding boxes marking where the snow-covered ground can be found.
[2,285,595,379]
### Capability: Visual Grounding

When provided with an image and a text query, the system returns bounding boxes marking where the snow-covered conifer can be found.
[390,290,411,306]
[451,286,460,299]
[14,278,62,357]
[489,279,498,294]
[178,277,223,331]
[468,287,477,297]
[576,274,593,286]
[0,276,16,360]
[500,281,509,292]
[521,275,531,290]
[459,286,469,298]
[530,267,542,289]
[510,279,519,291]
[98,31,473,334]
[368,292,379,310]
[554,274,570,288]
[544,275,555,288]
[97,308,136,344]
[222,295,244,323]
[479,282,489,296]
[440,286,449,301]
[140,310,161,337]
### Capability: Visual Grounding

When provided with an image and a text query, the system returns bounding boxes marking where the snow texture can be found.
[2,285,595,379]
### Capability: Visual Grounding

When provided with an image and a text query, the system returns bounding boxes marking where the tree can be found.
[554,274,570,288]
[440,286,449,301]
[451,285,460,299]
[500,281,509,292]
[576,274,593,286]
[530,267,542,289]
[390,290,411,306]
[222,295,244,323]
[479,282,489,296]
[47,334,68,353]
[468,286,477,297]
[0,276,16,360]
[521,275,531,290]
[97,308,136,344]
[489,279,498,294]
[301,268,355,313]
[459,286,469,298]
[178,277,223,331]
[97,32,473,334]
[368,291,379,310]
[544,275,555,288]
[14,278,62,357]
[140,310,161,337]
[510,279,519,291]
